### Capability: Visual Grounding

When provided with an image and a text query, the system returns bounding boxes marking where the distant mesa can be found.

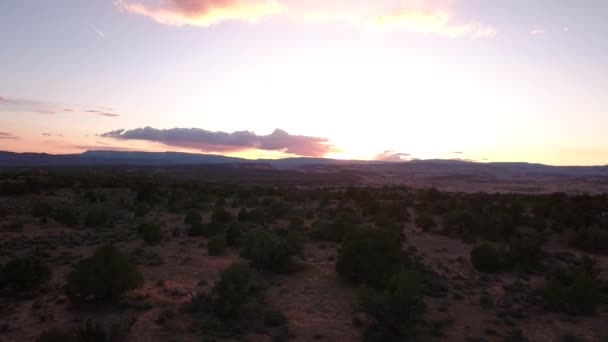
[0,150,606,177]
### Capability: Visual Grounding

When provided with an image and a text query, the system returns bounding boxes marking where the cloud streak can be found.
[86,110,121,117]
[367,10,496,38]
[0,96,121,117]
[101,126,332,157]
[90,24,106,38]
[0,132,19,140]
[115,0,496,38]
[530,27,545,35]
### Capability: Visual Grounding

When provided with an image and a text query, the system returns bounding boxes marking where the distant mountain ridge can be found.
[0,150,607,177]
[0,150,384,168]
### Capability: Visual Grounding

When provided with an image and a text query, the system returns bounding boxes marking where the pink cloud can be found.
[115,0,496,38]
[375,150,411,161]
[115,0,283,26]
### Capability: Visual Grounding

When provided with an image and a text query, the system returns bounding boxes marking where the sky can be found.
[1,0,607,165]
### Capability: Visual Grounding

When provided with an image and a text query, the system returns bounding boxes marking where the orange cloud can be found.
[366,10,496,38]
[115,0,496,38]
[114,0,284,26]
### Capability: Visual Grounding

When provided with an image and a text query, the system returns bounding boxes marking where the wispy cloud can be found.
[85,109,121,117]
[0,132,19,140]
[97,112,121,117]
[115,0,496,38]
[0,96,121,117]
[375,150,411,161]
[90,24,106,38]
[530,27,545,35]
[0,97,56,114]
[101,126,333,157]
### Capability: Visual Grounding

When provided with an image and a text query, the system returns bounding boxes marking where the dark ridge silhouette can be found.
[1,150,606,177]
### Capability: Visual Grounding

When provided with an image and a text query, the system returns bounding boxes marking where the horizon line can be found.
[0,149,607,168]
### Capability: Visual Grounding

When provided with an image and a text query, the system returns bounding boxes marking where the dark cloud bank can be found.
[101,127,332,157]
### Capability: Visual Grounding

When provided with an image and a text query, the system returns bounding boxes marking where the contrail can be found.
[90,25,106,38]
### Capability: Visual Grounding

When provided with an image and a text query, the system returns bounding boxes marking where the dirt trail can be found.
[267,243,360,341]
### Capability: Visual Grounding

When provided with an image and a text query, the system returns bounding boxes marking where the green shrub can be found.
[134,204,148,218]
[246,207,269,225]
[85,206,112,228]
[504,329,529,342]
[237,208,249,221]
[310,213,360,242]
[241,229,294,273]
[264,309,287,327]
[138,223,163,245]
[541,257,601,315]
[73,319,134,342]
[32,201,53,218]
[188,223,205,237]
[36,326,77,342]
[184,210,202,226]
[383,201,410,221]
[336,227,403,288]
[571,225,608,254]
[507,237,542,271]
[442,210,475,237]
[0,180,27,195]
[0,256,51,293]
[358,270,426,341]
[288,216,305,231]
[188,222,226,238]
[52,205,79,227]
[281,230,305,256]
[75,320,107,342]
[208,235,227,256]
[480,292,495,310]
[470,244,505,273]
[3,219,24,231]
[212,261,256,318]
[226,222,245,247]
[203,222,226,237]
[211,208,233,224]
[415,212,435,231]
[66,245,143,303]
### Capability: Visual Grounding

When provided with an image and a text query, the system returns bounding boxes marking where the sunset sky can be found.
[1,0,607,165]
